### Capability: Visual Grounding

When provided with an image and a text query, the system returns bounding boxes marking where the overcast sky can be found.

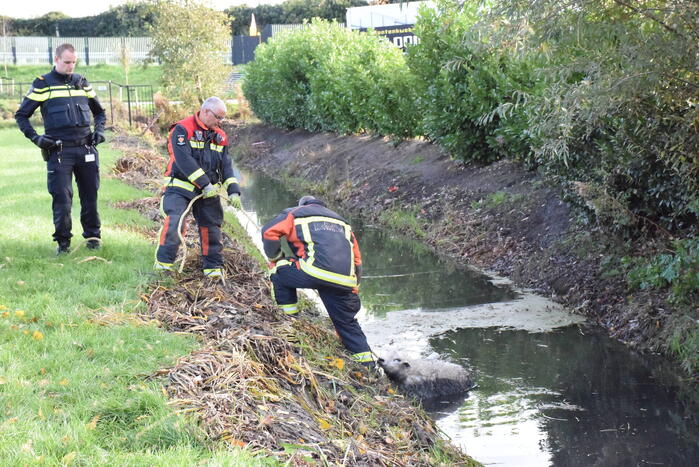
[0,0,286,19]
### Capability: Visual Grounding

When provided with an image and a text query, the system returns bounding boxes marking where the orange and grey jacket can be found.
[15,68,105,142]
[262,199,362,289]
[164,112,240,195]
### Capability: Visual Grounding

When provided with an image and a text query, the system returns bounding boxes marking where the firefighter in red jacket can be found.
[154,97,240,278]
[262,196,374,366]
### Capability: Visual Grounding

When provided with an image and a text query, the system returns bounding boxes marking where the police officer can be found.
[15,43,106,255]
[262,196,374,367]
[154,97,241,278]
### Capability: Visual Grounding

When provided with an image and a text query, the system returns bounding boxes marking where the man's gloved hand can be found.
[202,183,218,198]
[32,135,56,150]
[91,131,106,146]
[228,194,242,209]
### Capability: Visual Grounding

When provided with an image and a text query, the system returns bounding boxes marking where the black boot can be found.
[86,239,101,250]
[56,241,70,255]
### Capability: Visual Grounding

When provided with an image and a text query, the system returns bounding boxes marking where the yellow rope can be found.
[176,186,230,286]
[68,236,102,256]
[176,193,203,274]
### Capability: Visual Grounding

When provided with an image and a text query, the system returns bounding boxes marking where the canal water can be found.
[234,169,699,466]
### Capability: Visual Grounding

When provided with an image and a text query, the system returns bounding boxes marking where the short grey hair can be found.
[201,96,226,114]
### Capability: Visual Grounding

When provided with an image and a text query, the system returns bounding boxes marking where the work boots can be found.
[56,241,70,256]
[86,239,101,250]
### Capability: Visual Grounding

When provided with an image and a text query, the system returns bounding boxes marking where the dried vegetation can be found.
[110,130,475,465]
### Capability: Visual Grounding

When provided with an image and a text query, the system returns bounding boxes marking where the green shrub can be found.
[509,1,699,233]
[625,236,699,305]
[243,19,419,137]
[407,0,544,163]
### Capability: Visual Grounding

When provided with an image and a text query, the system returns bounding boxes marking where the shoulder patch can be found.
[214,129,227,145]
[176,134,186,146]
[32,77,48,89]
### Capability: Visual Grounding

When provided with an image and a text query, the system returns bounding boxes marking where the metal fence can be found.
[0,77,155,128]
[0,28,324,66]
[0,36,236,65]
[0,37,154,65]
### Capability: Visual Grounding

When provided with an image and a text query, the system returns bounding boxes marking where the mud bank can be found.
[227,122,696,380]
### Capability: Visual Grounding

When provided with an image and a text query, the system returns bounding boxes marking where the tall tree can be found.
[149,0,231,107]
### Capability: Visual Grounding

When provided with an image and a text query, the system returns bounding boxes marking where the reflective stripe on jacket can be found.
[14,68,106,141]
[164,112,240,196]
[262,202,362,289]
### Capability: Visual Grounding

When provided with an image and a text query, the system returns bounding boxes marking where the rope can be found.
[176,193,203,274]
[68,236,102,256]
[176,187,231,286]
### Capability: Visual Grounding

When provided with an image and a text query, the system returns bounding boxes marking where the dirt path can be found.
[228,122,688,376]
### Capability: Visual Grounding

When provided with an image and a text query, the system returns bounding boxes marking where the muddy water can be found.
[235,169,699,467]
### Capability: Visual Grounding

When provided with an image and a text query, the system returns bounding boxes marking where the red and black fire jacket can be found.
[164,112,240,196]
[262,200,362,289]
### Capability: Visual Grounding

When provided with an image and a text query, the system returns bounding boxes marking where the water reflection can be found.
[235,167,699,467]
[430,326,699,466]
[237,169,516,316]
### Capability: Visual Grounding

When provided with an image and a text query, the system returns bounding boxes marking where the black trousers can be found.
[156,187,224,271]
[46,145,100,244]
[271,263,373,364]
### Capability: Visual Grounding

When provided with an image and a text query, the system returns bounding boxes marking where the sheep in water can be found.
[377,350,474,400]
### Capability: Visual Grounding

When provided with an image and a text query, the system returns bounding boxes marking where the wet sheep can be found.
[377,350,474,399]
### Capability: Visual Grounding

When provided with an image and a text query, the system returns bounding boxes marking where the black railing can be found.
[0,77,154,128]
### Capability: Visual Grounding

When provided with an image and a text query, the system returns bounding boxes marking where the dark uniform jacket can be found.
[165,112,240,196]
[15,68,105,142]
[262,200,362,289]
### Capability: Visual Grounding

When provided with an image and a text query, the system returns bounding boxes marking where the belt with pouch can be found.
[60,136,92,147]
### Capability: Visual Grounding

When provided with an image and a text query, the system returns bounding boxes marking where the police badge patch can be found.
[176,134,186,146]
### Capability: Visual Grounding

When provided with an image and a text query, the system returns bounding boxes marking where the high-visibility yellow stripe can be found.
[211,143,224,152]
[299,259,357,288]
[164,177,195,192]
[188,168,205,183]
[189,140,204,149]
[295,216,356,287]
[269,259,292,274]
[27,85,93,101]
[280,303,298,315]
[27,92,49,102]
[154,261,173,270]
[352,352,374,363]
[203,268,223,277]
[223,177,238,188]
[41,90,89,99]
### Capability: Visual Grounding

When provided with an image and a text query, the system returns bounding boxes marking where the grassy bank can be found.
[1,64,162,89]
[0,129,267,464]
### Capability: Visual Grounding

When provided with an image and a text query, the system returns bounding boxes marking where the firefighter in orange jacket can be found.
[154,97,240,278]
[262,196,374,366]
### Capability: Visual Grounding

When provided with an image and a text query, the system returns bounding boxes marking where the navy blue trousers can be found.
[271,263,372,364]
[46,145,100,244]
[156,187,224,270]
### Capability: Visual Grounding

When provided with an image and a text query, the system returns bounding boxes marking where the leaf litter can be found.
[113,141,476,466]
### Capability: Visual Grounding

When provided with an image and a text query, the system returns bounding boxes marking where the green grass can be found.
[378,207,427,238]
[0,128,272,464]
[1,64,162,89]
